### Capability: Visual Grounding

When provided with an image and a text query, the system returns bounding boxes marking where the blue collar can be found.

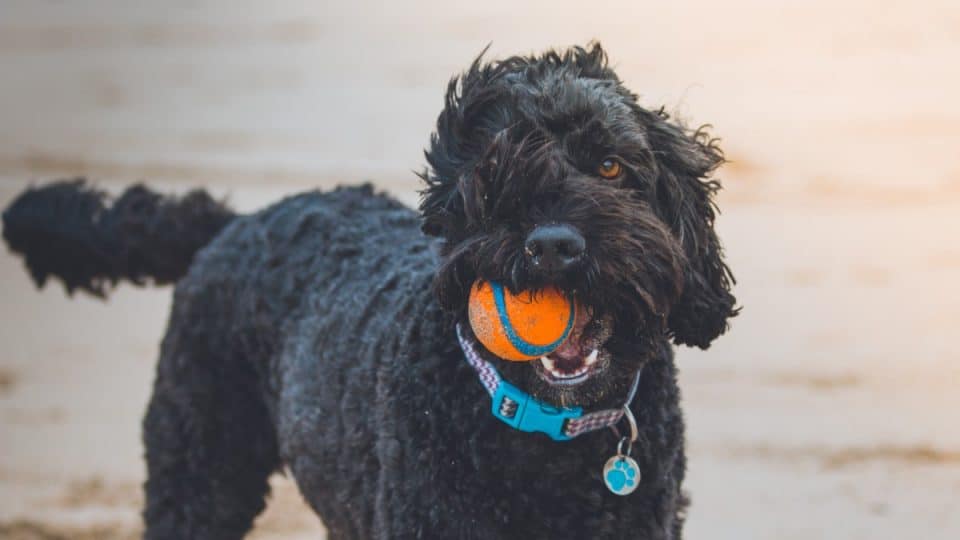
[456,324,641,441]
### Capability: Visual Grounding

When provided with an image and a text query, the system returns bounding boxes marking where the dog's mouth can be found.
[535,314,612,387]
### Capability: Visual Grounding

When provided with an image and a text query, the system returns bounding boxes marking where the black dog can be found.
[2,44,736,539]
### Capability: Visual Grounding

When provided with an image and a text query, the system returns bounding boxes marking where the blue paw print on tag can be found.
[605,460,636,492]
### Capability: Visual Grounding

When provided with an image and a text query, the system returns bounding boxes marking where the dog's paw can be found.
[605,459,636,492]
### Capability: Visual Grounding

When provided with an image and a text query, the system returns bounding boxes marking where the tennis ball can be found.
[467,280,577,361]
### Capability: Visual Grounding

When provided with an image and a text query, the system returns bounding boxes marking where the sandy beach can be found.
[2,1,959,538]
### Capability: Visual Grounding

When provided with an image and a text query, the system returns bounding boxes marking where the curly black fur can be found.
[3,43,736,539]
[2,178,234,296]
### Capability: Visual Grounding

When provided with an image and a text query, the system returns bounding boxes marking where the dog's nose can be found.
[524,224,586,274]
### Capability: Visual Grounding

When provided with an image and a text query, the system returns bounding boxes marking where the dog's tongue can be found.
[552,334,581,359]
[550,313,588,360]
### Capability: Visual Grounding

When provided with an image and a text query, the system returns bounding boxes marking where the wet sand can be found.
[2,1,959,538]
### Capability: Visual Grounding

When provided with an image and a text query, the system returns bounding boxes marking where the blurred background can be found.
[1,1,958,538]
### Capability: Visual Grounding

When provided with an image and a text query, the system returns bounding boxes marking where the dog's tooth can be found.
[584,349,599,366]
[540,355,557,373]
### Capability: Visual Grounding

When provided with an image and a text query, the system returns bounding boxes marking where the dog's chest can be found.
[269,264,681,539]
[291,350,660,537]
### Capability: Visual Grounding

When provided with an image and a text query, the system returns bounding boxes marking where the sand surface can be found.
[1,1,959,538]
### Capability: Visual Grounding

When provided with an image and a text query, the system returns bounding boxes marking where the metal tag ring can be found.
[616,436,632,458]
[621,405,638,443]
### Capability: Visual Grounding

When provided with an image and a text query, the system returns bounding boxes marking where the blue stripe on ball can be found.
[491,281,575,357]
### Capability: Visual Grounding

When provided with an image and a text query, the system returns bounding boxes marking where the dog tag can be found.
[603,454,640,496]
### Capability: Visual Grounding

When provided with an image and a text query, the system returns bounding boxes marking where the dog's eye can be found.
[597,158,623,179]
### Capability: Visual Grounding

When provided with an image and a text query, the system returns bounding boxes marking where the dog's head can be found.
[419,44,737,408]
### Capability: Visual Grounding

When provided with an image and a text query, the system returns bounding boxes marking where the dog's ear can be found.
[638,108,738,348]
[419,171,462,238]
[418,48,500,239]
[417,82,466,239]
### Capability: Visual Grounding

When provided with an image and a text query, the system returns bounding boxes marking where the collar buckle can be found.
[492,379,583,441]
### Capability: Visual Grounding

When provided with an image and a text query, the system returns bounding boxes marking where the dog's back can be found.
[146,184,449,538]
[3,181,448,538]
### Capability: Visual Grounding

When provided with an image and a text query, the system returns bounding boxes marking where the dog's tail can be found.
[2,178,235,297]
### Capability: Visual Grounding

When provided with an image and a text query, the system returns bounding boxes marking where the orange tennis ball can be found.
[467,280,578,361]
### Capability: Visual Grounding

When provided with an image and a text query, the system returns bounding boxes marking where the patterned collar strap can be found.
[456,324,640,441]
